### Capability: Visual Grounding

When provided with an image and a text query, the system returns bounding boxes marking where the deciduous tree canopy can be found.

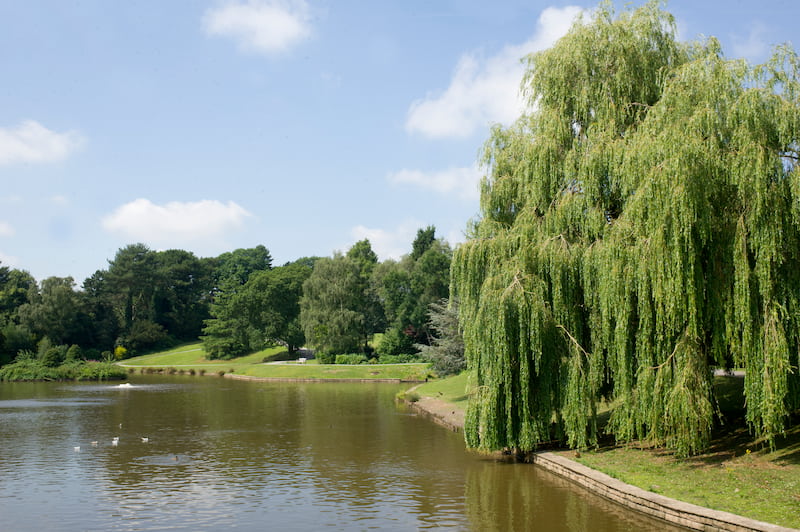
[452,1,800,456]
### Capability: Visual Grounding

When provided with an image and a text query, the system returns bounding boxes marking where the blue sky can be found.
[0,0,797,285]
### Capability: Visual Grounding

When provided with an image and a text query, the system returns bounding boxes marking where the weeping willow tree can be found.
[452,1,800,457]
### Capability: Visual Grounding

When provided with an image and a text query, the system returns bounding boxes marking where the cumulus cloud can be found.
[203,0,311,55]
[388,165,481,200]
[102,199,252,244]
[0,120,84,165]
[0,221,14,237]
[349,221,425,261]
[406,5,583,139]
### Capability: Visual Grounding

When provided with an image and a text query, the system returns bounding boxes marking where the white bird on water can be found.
[112,437,119,446]
[141,437,149,443]
[74,446,80,452]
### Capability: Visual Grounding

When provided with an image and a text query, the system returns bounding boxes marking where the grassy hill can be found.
[120,343,432,382]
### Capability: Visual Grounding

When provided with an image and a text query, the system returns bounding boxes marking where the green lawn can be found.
[567,433,800,529]
[237,362,431,381]
[414,371,471,404]
[120,343,285,366]
[120,343,431,381]
[412,372,800,529]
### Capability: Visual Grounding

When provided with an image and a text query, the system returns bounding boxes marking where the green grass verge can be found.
[413,371,471,405]
[237,363,430,381]
[566,431,800,529]
[121,342,431,381]
[120,343,285,366]
[411,372,800,529]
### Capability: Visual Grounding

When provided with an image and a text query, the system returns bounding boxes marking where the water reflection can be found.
[0,376,675,531]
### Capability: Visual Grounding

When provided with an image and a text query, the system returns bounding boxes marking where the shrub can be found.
[315,351,336,364]
[376,328,415,358]
[335,353,367,365]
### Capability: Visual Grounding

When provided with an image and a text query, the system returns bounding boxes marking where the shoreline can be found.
[402,392,795,532]
[223,373,425,384]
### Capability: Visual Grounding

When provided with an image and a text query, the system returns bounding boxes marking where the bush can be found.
[78,362,128,381]
[315,351,336,364]
[376,328,416,358]
[335,353,367,365]
[0,358,126,381]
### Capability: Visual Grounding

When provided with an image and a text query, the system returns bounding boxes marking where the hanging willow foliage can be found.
[452,1,800,456]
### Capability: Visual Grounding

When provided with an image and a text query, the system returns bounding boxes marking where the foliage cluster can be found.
[416,298,465,377]
[0,224,453,369]
[0,244,275,365]
[202,258,314,359]
[452,2,800,456]
[0,354,127,381]
[298,227,452,362]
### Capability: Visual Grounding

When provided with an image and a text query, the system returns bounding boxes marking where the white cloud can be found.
[388,165,482,200]
[406,5,583,139]
[203,0,311,55]
[0,195,23,205]
[731,23,770,62]
[0,120,84,165]
[349,221,425,261]
[0,221,14,237]
[102,199,252,244]
[49,195,69,206]
[0,251,19,268]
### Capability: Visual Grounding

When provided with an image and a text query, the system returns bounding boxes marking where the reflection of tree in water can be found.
[300,383,472,527]
[464,461,683,531]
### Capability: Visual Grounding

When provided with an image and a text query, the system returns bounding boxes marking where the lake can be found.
[0,376,673,531]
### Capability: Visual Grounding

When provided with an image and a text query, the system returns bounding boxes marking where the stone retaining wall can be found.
[530,452,795,532]
[404,395,795,531]
[223,373,424,384]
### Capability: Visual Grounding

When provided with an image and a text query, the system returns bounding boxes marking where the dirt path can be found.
[408,396,465,432]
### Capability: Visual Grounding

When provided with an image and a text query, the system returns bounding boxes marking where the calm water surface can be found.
[0,376,674,531]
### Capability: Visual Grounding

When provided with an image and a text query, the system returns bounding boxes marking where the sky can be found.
[0,0,797,285]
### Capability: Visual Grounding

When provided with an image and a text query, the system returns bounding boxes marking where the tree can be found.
[152,249,213,340]
[105,243,158,332]
[451,2,800,456]
[0,266,35,321]
[416,298,465,377]
[376,228,452,356]
[17,277,82,346]
[80,269,122,351]
[202,259,314,359]
[410,226,436,261]
[212,245,272,289]
[300,251,377,361]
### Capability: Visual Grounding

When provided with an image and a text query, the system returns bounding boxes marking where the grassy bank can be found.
[119,343,282,367]
[412,372,800,529]
[121,343,432,381]
[0,358,127,382]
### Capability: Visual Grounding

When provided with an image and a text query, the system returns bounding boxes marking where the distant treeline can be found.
[0,226,454,369]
